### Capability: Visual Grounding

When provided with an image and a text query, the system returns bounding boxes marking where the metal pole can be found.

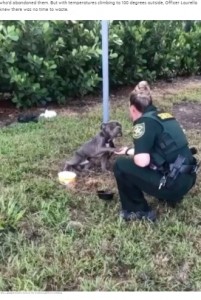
[101,20,109,123]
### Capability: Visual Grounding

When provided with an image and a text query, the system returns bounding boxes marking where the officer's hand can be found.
[115,147,129,155]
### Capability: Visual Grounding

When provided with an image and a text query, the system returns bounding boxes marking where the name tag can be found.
[157,112,173,120]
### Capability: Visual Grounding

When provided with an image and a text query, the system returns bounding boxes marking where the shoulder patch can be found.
[133,123,145,139]
[157,112,173,120]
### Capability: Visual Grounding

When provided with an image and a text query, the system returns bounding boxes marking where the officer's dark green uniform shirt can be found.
[133,104,193,166]
[133,105,162,157]
[113,104,197,214]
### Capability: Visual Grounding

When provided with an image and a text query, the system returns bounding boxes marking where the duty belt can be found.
[150,162,199,174]
[155,154,199,190]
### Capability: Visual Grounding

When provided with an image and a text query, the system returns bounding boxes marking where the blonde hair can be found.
[129,91,152,112]
[134,80,151,95]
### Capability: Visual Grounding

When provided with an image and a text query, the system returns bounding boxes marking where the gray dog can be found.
[64,121,122,172]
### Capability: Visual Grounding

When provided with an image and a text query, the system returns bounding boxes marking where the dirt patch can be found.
[1,76,201,128]
[71,164,116,195]
[172,103,201,130]
[109,76,201,98]
[152,76,201,97]
[0,99,98,128]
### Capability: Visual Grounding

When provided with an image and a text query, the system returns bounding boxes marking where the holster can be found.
[166,155,199,188]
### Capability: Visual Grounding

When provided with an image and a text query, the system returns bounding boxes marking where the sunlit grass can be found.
[0,80,200,291]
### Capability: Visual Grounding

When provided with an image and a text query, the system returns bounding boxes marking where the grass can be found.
[0,79,201,291]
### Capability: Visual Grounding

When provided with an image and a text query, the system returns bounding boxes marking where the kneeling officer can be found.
[114,87,198,222]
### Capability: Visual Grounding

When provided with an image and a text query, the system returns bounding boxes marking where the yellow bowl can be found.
[58,171,77,186]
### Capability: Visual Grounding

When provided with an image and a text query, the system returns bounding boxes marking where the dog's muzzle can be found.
[116,131,123,137]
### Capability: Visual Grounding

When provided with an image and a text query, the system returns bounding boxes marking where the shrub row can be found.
[0,20,200,107]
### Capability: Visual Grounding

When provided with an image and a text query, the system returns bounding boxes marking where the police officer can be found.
[113,85,198,222]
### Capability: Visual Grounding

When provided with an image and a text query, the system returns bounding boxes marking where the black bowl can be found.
[17,113,38,123]
[97,190,114,201]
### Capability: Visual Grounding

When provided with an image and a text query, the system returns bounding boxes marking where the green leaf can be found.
[72,49,77,56]
[7,33,19,41]
[110,53,118,58]
[43,22,50,32]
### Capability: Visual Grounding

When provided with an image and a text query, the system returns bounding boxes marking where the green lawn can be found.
[0,81,201,291]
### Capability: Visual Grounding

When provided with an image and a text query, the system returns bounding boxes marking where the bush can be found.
[0,21,102,107]
[0,20,201,107]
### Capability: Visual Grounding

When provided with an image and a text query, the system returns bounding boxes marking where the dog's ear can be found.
[100,123,106,130]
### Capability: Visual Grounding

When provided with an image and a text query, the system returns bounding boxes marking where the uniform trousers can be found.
[113,157,196,212]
